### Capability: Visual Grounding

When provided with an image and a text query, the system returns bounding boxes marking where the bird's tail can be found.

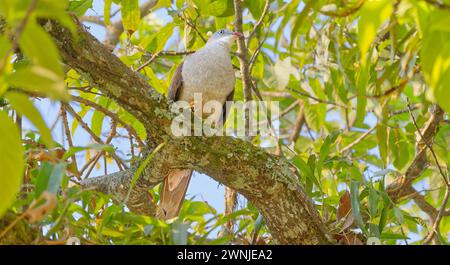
[158,169,193,220]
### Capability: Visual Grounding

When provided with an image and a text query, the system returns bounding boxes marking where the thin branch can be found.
[422,0,450,11]
[63,103,127,171]
[180,14,207,43]
[135,51,161,72]
[84,120,117,178]
[249,29,269,73]
[71,95,145,150]
[319,0,366,17]
[407,100,449,187]
[288,87,353,110]
[247,0,270,44]
[61,104,80,179]
[80,15,105,26]
[287,103,305,144]
[340,126,376,153]
[423,188,450,244]
[260,91,293,98]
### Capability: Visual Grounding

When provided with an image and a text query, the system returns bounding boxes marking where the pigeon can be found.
[158,29,242,219]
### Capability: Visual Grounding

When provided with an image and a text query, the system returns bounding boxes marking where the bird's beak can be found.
[232,32,243,38]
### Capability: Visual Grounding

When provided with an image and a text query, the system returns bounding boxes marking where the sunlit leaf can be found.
[358,0,393,64]
[122,0,141,33]
[0,111,24,218]
[5,91,54,148]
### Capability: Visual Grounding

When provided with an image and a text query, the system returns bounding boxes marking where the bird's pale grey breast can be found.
[179,42,235,105]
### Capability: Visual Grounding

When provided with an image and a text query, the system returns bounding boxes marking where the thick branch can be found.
[386,105,444,201]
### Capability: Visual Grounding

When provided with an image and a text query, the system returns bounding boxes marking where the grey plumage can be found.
[159,29,241,220]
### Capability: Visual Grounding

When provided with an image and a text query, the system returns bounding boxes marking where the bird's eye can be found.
[219,30,224,34]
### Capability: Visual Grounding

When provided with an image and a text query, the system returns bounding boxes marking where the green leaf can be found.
[62,143,114,160]
[122,0,141,33]
[316,131,339,176]
[0,35,12,74]
[0,111,25,218]
[19,21,63,76]
[380,232,409,240]
[171,220,189,245]
[265,57,299,90]
[358,0,393,64]
[6,66,67,100]
[350,181,367,235]
[193,0,212,11]
[368,185,379,217]
[5,91,53,148]
[124,141,166,203]
[101,227,125,237]
[47,163,66,194]
[35,162,54,198]
[376,123,388,167]
[420,10,450,113]
[245,0,262,18]
[157,23,175,51]
[355,64,368,126]
[290,0,316,50]
[71,103,90,134]
[292,155,320,192]
[91,97,110,137]
[303,102,326,132]
[205,0,234,17]
[393,206,404,223]
[104,0,112,26]
[68,0,93,16]
[275,0,300,48]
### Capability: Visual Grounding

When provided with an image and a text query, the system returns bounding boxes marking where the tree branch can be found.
[386,105,445,201]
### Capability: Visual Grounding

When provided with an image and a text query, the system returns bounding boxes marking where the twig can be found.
[0,0,37,72]
[61,104,80,179]
[234,0,253,138]
[288,87,353,110]
[81,15,105,26]
[260,91,292,98]
[248,29,269,73]
[319,0,366,17]
[83,120,117,178]
[422,0,450,11]
[0,212,28,240]
[423,188,450,244]
[71,95,145,150]
[180,14,207,43]
[63,103,127,171]
[340,126,376,153]
[135,51,161,72]
[247,0,270,44]
[407,100,449,186]
[287,103,305,144]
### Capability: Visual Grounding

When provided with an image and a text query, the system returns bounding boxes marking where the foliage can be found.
[0,0,449,245]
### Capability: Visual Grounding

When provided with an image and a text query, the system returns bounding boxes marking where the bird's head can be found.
[207,29,243,47]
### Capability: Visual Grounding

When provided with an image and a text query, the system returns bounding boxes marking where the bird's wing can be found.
[167,62,184,101]
[220,89,235,125]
